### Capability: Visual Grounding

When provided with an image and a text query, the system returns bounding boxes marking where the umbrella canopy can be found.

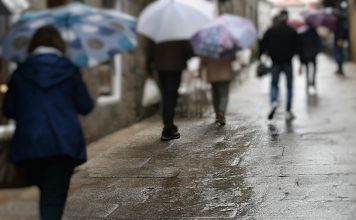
[137,0,215,43]
[192,14,257,59]
[0,2,137,68]
[301,10,337,32]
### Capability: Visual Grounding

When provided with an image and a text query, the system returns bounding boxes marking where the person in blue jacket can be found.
[3,26,94,220]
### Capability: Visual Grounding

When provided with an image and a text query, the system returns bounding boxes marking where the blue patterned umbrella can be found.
[0,2,137,68]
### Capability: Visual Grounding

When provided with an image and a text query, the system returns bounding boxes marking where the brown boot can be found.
[216,112,226,126]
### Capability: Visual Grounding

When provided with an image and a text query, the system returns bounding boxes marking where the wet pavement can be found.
[1,55,356,219]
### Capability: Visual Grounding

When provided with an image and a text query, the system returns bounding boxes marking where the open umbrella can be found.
[301,10,337,32]
[137,0,215,43]
[288,19,305,30]
[0,2,137,68]
[192,14,257,59]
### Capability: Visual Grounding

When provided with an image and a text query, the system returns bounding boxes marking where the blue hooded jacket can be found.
[3,52,94,164]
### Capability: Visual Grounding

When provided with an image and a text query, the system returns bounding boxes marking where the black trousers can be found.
[22,157,76,220]
[158,71,182,133]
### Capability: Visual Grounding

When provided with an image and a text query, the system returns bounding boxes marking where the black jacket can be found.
[298,27,321,63]
[260,22,299,64]
[146,40,193,74]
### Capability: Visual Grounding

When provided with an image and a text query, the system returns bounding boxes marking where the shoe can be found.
[286,111,295,121]
[268,102,278,120]
[335,70,344,75]
[216,112,226,126]
[161,130,180,141]
[308,86,317,96]
[172,124,178,132]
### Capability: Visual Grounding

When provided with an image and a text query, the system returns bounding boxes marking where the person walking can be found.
[298,22,322,95]
[3,26,94,220]
[146,40,193,141]
[333,18,347,75]
[260,10,299,121]
[200,54,235,125]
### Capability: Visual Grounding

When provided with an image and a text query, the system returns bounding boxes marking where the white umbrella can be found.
[138,0,215,43]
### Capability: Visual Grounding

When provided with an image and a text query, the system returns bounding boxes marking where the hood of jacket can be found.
[16,52,78,89]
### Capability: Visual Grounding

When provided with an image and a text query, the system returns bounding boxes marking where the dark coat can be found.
[298,27,322,63]
[3,53,94,164]
[260,22,299,64]
[334,18,348,45]
[146,40,193,74]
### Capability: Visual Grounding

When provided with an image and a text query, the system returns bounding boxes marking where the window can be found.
[97,55,122,105]
[97,0,123,105]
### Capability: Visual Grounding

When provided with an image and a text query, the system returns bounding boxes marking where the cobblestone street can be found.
[1,55,356,219]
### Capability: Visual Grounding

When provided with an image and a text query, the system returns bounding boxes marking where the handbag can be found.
[256,62,271,78]
[142,78,161,107]
[0,141,30,188]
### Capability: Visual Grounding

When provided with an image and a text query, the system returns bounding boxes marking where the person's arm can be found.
[73,70,94,115]
[145,39,155,77]
[259,30,270,59]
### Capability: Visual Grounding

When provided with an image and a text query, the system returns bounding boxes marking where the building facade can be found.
[349,0,356,62]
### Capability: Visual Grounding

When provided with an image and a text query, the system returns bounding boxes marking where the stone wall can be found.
[349,0,356,62]
[79,0,153,142]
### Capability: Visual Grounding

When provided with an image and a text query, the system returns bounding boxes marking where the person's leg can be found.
[22,159,46,187]
[211,82,220,114]
[334,46,344,73]
[284,63,294,113]
[305,62,310,88]
[39,157,75,220]
[270,64,280,104]
[339,47,344,73]
[268,64,280,120]
[311,58,317,87]
[217,81,230,114]
[212,81,230,125]
[158,72,168,125]
[158,71,182,138]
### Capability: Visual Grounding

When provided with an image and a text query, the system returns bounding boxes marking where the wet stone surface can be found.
[1,55,356,219]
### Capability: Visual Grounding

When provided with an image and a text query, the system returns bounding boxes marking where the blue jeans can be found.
[271,63,293,112]
[333,46,344,72]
